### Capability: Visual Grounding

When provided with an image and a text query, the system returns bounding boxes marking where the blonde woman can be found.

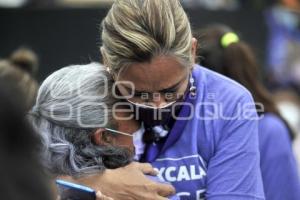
[95,0,265,199]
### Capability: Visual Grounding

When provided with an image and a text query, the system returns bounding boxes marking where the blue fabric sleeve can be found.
[206,93,265,200]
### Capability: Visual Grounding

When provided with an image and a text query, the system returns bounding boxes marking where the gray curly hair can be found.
[29,63,132,177]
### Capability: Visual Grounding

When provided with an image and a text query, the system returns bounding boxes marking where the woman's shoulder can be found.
[194,64,253,102]
[193,65,256,124]
[259,113,292,155]
[259,113,289,136]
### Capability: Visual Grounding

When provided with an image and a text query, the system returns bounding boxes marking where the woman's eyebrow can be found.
[121,85,149,94]
[159,76,187,93]
[121,75,187,94]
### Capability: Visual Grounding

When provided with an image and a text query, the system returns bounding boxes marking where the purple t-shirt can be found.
[259,113,300,200]
[150,65,265,199]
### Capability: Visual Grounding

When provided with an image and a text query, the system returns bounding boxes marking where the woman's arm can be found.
[64,162,175,200]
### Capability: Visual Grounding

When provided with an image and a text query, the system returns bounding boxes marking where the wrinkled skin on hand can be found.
[71,162,175,200]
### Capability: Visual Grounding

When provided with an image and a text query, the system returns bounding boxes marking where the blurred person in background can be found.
[197,24,300,200]
[0,0,27,8]
[181,0,240,10]
[0,47,39,111]
[265,0,300,175]
[29,62,176,200]
[265,0,300,91]
[0,77,115,199]
[273,89,300,172]
[0,78,53,200]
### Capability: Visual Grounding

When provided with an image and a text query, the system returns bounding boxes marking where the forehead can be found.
[117,56,187,92]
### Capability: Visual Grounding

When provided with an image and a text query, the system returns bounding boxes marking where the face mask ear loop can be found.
[104,128,133,137]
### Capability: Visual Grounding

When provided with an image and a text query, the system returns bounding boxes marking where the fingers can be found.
[96,191,114,200]
[155,197,170,200]
[156,183,176,197]
[135,163,157,176]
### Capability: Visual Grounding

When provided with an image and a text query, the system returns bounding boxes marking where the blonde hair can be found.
[101,0,193,74]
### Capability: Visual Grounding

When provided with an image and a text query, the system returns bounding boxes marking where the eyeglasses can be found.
[115,72,190,108]
[126,99,176,109]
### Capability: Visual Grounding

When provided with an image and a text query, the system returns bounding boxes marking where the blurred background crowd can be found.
[0,0,288,9]
[0,0,300,198]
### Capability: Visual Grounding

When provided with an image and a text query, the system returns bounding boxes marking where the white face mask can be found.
[132,123,146,161]
[105,124,146,161]
[132,124,169,160]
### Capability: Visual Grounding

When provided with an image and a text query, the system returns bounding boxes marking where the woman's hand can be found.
[78,162,175,200]
[96,191,113,200]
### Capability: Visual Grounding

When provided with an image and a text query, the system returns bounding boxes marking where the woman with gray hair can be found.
[29,62,141,176]
[29,62,175,200]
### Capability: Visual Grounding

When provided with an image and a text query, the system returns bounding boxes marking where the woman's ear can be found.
[100,47,107,66]
[92,128,115,146]
[100,47,111,74]
[101,47,117,80]
[191,37,198,65]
